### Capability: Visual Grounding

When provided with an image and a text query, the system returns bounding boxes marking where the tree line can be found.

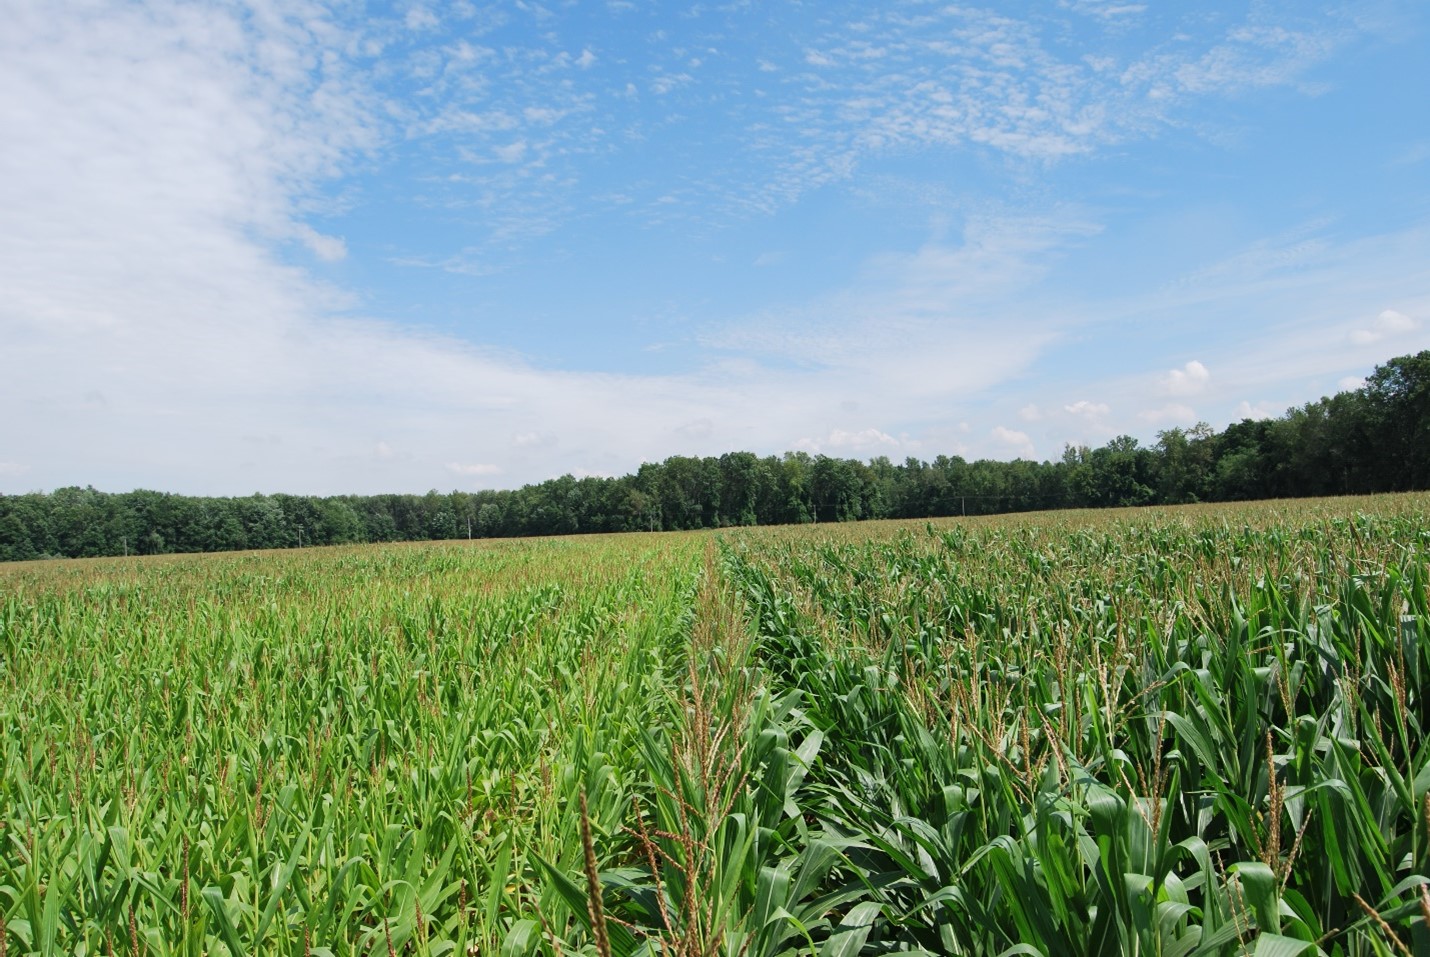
[3,350,1427,563]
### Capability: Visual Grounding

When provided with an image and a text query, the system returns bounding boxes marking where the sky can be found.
[3,0,1429,496]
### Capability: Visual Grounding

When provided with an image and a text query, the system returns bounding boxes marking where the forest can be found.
[2,349,1427,562]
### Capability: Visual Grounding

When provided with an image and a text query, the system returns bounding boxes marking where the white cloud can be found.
[493,140,529,163]
[0,462,29,477]
[576,48,597,69]
[991,426,1035,459]
[1118,225,1430,415]
[1019,403,1043,422]
[447,462,502,477]
[1337,376,1367,392]
[1167,25,1338,96]
[650,72,693,95]
[1163,360,1211,396]
[1063,400,1110,418]
[522,107,565,126]
[677,418,715,440]
[375,442,396,461]
[1139,403,1197,426]
[796,428,901,455]
[1171,223,1333,289]
[1062,1,1147,19]
[405,7,439,31]
[296,225,348,263]
[715,5,1356,215]
[704,214,1089,404]
[1349,309,1418,345]
[1390,141,1430,167]
[512,431,556,448]
[1235,400,1278,420]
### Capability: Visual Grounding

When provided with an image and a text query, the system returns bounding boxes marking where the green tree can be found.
[0,510,38,561]
[1155,423,1215,504]
[1364,349,1430,489]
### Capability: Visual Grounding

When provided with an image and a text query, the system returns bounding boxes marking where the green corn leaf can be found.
[1251,933,1325,957]
[201,886,246,957]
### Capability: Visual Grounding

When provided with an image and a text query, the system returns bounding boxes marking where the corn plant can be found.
[1,534,705,955]
[5,496,1430,957]
[717,497,1430,955]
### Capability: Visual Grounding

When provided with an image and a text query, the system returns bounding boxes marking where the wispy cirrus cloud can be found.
[709,4,1359,217]
[1060,1,1148,21]
[343,2,1368,255]
[704,210,1096,374]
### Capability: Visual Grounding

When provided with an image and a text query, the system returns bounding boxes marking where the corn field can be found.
[2,496,1428,955]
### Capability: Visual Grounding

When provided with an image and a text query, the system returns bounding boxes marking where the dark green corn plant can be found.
[720,499,1430,955]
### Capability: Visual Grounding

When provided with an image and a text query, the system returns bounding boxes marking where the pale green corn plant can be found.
[1,533,706,955]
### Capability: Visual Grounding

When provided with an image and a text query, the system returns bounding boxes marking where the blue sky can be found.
[3,0,1428,495]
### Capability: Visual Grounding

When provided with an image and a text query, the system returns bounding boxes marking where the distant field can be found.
[2,496,1427,955]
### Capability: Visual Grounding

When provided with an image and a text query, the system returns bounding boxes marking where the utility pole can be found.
[297,525,303,549]
[467,516,472,539]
